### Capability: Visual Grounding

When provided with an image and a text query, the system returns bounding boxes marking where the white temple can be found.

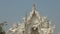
[6,4,55,34]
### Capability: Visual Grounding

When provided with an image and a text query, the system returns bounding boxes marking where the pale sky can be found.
[0,0,60,34]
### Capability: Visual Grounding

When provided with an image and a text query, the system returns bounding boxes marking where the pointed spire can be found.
[31,0,39,17]
[32,3,36,12]
[32,0,37,12]
[32,3,37,16]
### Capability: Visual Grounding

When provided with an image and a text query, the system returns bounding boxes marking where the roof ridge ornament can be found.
[32,0,36,15]
[32,0,37,12]
[32,3,36,12]
[32,3,37,16]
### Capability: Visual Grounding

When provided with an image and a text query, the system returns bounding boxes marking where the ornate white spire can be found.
[32,3,36,16]
[32,0,37,13]
[32,3,36,12]
[31,3,39,17]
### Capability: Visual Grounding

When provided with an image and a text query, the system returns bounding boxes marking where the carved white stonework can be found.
[6,4,55,34]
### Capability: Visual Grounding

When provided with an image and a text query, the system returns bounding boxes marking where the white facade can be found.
[6,4,55,34]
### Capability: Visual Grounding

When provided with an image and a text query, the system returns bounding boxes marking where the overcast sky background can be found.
[0,0,60,34]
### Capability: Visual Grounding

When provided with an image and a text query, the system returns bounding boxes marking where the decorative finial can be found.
[32,0,38,16]
[32,0,37,12]
[33,3,36,11]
